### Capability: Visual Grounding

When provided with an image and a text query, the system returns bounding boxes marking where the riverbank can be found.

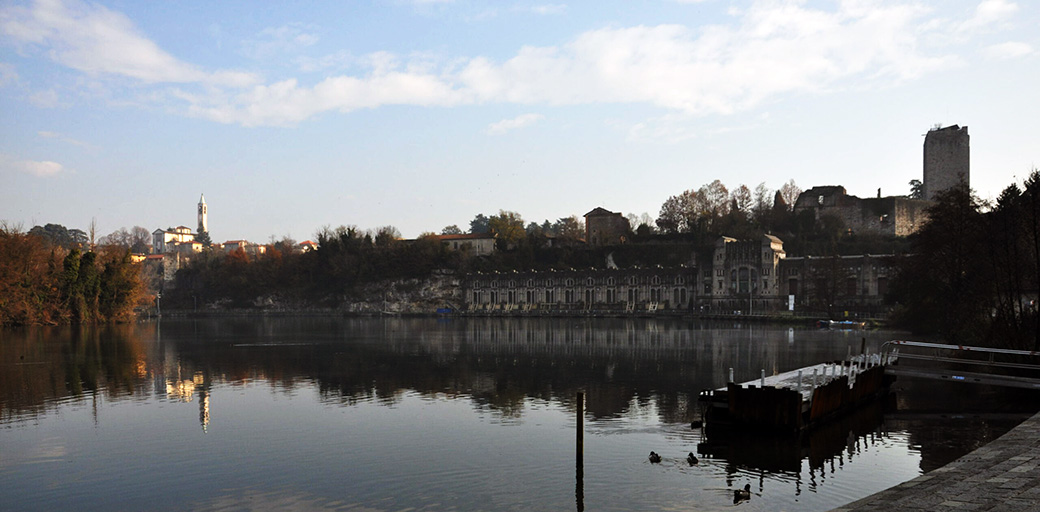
[832,408,1040,511]
[151,308,882,327]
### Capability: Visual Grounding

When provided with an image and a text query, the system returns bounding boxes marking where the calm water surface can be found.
[1,317,1035,511]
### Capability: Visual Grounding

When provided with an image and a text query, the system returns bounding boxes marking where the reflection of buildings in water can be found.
[362,318,830,422]
[165,370,205,402]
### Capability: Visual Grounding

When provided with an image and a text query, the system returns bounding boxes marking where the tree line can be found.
[0,225,145,326]
[889,171,1040,350]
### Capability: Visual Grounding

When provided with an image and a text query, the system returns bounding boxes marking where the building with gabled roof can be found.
[584,207,629,246]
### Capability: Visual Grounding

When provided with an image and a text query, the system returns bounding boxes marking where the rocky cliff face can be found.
[240,274,461,314]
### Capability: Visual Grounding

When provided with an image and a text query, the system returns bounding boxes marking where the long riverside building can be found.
[460,235,897,318]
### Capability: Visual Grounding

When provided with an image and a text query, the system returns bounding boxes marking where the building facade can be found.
[584,207,630,246]
[463,266,696,313]
[430,233,497,256]
[707,235,786,312]
[459,235,896,318]
[152,226,196,253]
[781,254,895,317]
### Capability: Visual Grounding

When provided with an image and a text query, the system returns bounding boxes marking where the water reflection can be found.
[2,318,894,426]
[0,317,1036,512]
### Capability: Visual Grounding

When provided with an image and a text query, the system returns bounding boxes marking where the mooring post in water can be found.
[729,367,734,383]
[861,337,867,356]
[576,391,584,456]
[576,390,584,512]
[812,368,818,389]
[797,370,803,393]
[760,369,765,388]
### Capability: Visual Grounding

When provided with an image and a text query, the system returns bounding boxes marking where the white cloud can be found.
[241,23,320,60]
[984,41,1034,59]
[0,154,65,177]
[0,0,259,87]
[191,1,963,126]
[487,113,544,134]
[959,0,1018,33]
[28,88,59,107]
[38,130,94,149]
[296,50,355,73]
[0,0,991,128]
[529,4,567,16]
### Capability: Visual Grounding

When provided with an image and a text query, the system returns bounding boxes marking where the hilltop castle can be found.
[792,125,969,236]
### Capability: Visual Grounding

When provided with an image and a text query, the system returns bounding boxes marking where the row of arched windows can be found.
[471,274,687,290]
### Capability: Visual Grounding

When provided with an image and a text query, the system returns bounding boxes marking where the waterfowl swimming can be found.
[733,483,751,503]
[686,452,698,465]
[648,451,662,463]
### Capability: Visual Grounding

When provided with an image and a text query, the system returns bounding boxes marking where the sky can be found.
[1,0,1038,243]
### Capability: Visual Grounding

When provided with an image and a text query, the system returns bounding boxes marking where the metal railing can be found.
[880,340,1040,389]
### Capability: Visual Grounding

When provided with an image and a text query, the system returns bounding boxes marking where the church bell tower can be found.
[198,194,208,234]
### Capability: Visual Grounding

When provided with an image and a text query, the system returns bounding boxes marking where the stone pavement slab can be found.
[832,411,1040,511]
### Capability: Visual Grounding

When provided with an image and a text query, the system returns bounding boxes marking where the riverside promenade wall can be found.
[832,410,1040,511]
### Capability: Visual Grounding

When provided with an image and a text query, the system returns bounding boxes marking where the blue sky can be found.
[1,0,1037,243]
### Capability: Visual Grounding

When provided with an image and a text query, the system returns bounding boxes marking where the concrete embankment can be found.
[832,409,1040,511]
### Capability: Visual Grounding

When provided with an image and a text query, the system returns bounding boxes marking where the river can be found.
[1,317,1036,511]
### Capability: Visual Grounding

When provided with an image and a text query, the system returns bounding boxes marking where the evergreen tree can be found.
[196,229,213,248]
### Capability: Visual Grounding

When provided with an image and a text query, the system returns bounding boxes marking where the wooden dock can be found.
[699,352,895,433]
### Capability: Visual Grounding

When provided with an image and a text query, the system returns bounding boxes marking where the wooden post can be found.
[729,367,734,383]
[576,391,584,455]
[576,391,584,512]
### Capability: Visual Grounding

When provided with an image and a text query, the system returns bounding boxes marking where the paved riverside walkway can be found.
[832,410,1040,511]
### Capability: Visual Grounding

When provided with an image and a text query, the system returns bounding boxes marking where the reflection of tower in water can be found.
[198,386,210,433]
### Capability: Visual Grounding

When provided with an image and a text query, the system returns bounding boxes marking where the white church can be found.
[151,195,208,254]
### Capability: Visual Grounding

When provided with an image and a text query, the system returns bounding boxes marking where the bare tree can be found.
[752,183,772,220]
[779,180,802,211]
[731,184,753,219]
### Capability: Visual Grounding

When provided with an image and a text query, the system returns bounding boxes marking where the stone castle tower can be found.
[197,194,208,234]
[923,125,969,201]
